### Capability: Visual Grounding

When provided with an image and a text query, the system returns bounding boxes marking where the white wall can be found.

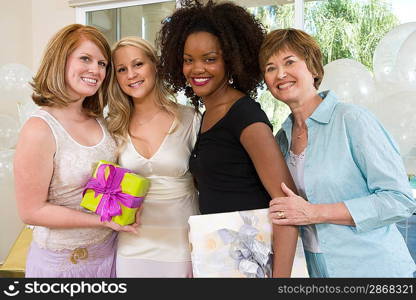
[0,0,33,69]
[0,0,76,71]
[0,0,75,264]
[31,0,76,71]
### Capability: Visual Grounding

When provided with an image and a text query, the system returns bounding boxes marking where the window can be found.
[247,2,295,31]
[75,0,176,46]
[304,0,416,70]
[76,1,416,133]
[245,1,298,133]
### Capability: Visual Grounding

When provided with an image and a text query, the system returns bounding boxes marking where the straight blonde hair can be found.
[31,24,112,117]
[106,36,179,149]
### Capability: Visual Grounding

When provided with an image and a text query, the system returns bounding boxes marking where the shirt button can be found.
[193,153,197,158]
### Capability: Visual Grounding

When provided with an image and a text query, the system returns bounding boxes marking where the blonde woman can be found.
[107,36,200,277]
[14,24,137,278]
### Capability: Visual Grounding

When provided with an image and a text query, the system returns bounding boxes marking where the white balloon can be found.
[367,81,401,111]
[0,63,33,105]
[0,149,14,180]
[394,31,416,91]
[373,22,416,85]
[372,90,416,158]
[319,58,376,108]
[0,63,33,90]
[17,101,38,128]
[0,114,19,150]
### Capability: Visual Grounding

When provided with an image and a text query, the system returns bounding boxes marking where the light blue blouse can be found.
[276,90,416,277]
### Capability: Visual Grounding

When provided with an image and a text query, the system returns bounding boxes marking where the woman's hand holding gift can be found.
[103,204,144,233]
[103,219,139,234]
[81,161,150,227]
[132,205,143,226]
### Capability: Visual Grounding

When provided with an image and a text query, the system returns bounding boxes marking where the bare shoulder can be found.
[241,122,274,139]
[16,117,56,154]
[177,103,197,116]
[240,122,279,154]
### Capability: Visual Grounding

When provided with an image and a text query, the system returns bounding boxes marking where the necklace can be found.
[135,109,162,126]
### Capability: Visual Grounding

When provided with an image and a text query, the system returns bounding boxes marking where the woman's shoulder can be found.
[23,108,55,134]
[331,100,384,136]
[329,93,375,123]
[95,116,107,127]
[17,115,56,152]
[177,103,197,114]
[337,103,376,122]
[323,91,367,115]
[176,103,200,121]
[231,95,269,119]
[226,96,264,120]
[233,95,259,107]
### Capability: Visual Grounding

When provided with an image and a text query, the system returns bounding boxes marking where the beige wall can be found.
[32,0,76,70]
[0,0,75,71]
[0,0,33,68]
[0,0,32,263]
[0,0,75,264]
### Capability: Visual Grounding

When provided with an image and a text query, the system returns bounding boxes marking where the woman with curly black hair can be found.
[158,0,298,277]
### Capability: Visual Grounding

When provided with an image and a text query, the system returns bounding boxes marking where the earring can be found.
[228,76,234,85]
[185,81,191,88]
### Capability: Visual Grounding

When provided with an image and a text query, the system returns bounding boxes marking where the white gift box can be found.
[188,208,309,278]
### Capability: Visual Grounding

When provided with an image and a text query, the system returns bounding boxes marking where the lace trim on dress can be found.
[288,149,306,167]
[29,110,117,251]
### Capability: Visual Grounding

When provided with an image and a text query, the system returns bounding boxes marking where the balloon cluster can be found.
[0,63,37,180]
[319,22,416,174]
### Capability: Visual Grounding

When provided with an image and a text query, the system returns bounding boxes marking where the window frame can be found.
[74,0,176,24]
[74,0,307,29]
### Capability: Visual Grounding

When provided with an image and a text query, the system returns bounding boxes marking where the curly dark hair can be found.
[156,0,266,108]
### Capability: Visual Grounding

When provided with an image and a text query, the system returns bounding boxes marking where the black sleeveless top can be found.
[189,96,272,214]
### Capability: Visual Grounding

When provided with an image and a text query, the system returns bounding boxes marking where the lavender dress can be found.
[24,109,118,278]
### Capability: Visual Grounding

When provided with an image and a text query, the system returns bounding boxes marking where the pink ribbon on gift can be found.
[82,164,145,222]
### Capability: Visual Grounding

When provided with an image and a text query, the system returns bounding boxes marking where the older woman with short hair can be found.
[261,28,416,277]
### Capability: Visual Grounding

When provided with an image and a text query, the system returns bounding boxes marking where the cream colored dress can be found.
[31,109,116,251]
[25,109,118,277]
[116,105,200,277]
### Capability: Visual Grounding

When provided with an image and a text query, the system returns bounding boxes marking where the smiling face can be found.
[114,45,157,102]
[183,31,228,100]
[64,39,107,100]
[263,48,316,105]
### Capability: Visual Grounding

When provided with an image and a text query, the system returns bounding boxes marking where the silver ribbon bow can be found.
[217,211,273,278]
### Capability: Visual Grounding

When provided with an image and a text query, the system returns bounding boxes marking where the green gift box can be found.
[81,160,150,226]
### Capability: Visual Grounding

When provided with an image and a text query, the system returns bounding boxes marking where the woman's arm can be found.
[240,122,298,278]
[341,109,416,232]
[14,118,137,233]
[269,182,355,226]
[270,108,415,230]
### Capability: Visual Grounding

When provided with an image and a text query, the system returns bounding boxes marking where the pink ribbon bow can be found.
[82,164,144,222]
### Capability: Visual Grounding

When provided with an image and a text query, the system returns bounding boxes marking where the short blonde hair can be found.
[259,28,324,89]
[106,36,178,149]
[31,24,112,117]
